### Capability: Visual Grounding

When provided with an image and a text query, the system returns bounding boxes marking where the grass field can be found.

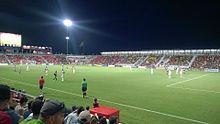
[0,65,220,124]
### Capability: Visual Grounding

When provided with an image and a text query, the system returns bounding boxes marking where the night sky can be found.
[0,0,220,54]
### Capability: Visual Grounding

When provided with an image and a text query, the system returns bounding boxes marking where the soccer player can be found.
[18,65,21,74]
[45,65,48,76]
[13,64,17,72]
[150,65,154,75]
[62,64,64,71]
[168,69,172,79]
[72,65,76,74]
[26,63,29,71]
[39,76,45,95]
[61,70,65,82]
[180,68,183,78]
[81,78,88,98]
[176,66,179,74]
[53,71,57,81]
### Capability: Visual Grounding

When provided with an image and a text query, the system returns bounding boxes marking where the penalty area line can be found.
[166,74,209,87]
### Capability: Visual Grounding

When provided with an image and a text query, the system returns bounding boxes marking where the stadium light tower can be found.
[63,19,73,55]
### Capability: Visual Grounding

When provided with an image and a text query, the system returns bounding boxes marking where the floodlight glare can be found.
[66,36,69,40]
[63,19,72,27]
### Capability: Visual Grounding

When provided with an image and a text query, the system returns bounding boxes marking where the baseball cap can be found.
[0,84,11,100]
[78,110,91,124]
[40,100,66,117]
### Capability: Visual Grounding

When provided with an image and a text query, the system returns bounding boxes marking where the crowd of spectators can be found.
[90,55,141,65]
[141,55,162,67]
[168,55,193,66]
[192,55,220,69]
[42,55,59,64]
[6,55,26,64]
[25,55,45,64]
[0,84,119,124]
[0,54,220,70]
[66,56,89,65]
[0,54,8,63]
[55,55,68,64]
[90,55,119,65]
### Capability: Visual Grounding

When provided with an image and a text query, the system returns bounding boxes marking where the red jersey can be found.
[39,79,45,86]
[0,111,12,124]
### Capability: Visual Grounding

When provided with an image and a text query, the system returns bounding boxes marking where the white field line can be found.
[0,76,209,124]
[170,86,220,94]
[166,74,209,87]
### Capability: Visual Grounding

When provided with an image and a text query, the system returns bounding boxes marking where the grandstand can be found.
[1,49,220,69]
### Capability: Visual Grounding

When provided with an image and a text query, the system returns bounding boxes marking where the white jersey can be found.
[45,67,48,72]
[180,69,183,78]
[61,71,64,81]
[26,65,29,71]
[168,70,172,79]
[72,68,75,74]
[151,68,154,75]
[176,67,179,74]
[62,64,64,70]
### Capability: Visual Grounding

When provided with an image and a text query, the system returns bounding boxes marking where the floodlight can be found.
[63,19,72,27]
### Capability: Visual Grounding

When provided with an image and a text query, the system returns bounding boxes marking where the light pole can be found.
[63,19,73,55]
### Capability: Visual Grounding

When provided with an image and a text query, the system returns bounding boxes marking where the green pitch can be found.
[0,65,220,124]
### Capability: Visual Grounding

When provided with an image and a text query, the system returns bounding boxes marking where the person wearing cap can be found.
[20,99,65,124]
[39,100,66,124]
[0,84,12,124]
[78,110,91,124]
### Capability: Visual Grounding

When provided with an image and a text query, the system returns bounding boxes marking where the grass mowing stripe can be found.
[166,74,209,87]
[0,76,209,124]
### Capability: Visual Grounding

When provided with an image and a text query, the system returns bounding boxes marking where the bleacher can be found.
[0,54,8,63]
[141,55,162,67]
[167,55,193,66]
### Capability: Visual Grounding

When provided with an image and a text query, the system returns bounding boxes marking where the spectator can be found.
[21,100,66,124]
[1,85,23,124]
[15,97,28,116]
[40,100,66,124]
[28,99,44,119]
[71,105,77,113]
[86,106,90,111]
[90,116,98,124]
[0,84,12,124]
[64,106,84,124]
[99,117,107,124]
[109,116,118,124]
[20,99,44,123]
[93,98,99,108]
[23,101,33,119]
[78,110,91,124]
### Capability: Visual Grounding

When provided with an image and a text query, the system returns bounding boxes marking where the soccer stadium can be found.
[1,37,220,124]
[1,1,220,124]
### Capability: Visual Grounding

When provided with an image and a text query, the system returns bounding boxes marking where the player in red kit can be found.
[39,76,45,95]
